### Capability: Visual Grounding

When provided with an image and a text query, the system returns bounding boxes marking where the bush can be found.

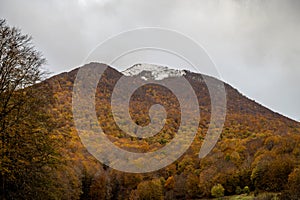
[243,186,250,195]
[211,184,225,198]
[235,186,242,195]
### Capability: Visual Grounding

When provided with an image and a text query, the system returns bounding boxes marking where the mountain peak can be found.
[122,63,186,80]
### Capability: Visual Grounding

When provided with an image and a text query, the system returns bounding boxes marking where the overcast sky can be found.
[1,0,299,121]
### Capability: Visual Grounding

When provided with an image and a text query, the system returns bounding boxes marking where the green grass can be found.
[227,194,254,200]
[206,194,255,200]
[208,192,281,200]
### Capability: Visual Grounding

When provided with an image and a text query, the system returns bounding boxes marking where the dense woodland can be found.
[1,19,300,200]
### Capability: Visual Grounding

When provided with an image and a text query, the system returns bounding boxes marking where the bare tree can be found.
[0,19,45,125]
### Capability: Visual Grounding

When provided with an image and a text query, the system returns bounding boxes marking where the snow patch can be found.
[122,63,186,80]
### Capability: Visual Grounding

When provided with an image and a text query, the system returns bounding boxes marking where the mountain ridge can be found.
[47,62,298,124]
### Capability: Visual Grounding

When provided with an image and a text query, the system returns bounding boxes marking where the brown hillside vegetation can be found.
[36,62,300,199]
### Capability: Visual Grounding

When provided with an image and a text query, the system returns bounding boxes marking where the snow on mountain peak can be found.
[122,63,186,80]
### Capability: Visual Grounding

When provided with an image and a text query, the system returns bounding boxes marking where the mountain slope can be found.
[40,62,300,199]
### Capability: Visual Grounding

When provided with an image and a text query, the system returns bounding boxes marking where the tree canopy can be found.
[0,19,61,199]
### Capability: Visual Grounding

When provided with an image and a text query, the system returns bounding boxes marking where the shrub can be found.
[243,186,250,195]
[235,186,242,195]
[211,184,225,198]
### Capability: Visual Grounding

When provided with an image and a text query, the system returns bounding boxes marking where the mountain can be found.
[40,62,300,199]
[122,63,186,80]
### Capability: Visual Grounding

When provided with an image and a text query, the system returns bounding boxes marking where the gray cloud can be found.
[0,0,299,120]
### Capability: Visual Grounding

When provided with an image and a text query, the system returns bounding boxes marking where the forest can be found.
[1,19,300,200]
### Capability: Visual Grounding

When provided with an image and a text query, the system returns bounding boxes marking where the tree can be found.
[251,155,294,192]
[186,174,201,198]
[133,179,163,200]
[281,168,300,200]
[0,19,60,199]
[89,172,108,200]
[164,176,175,190]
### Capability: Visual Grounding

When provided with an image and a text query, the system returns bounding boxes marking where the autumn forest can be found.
[1,19,300,200]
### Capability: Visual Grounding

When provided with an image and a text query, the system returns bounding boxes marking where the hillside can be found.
[40,62,300,199]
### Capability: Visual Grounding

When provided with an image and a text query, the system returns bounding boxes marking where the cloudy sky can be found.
[1,0,299,121]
